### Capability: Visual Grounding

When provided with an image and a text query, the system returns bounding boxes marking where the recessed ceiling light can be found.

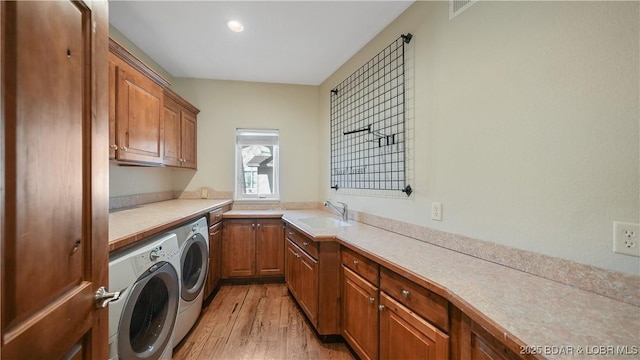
[227,20,244,33]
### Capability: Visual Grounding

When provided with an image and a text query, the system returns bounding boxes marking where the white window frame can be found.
[234,129,280,201]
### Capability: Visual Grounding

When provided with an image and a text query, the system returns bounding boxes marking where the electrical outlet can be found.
[431,202,442,221]
[200,188,208,199]
[613,221,640,257]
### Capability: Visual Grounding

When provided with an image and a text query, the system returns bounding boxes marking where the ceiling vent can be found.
[450,0,477,20]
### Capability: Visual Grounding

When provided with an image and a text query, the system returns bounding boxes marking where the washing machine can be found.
[172,216,209,346]
[108,233,181,360]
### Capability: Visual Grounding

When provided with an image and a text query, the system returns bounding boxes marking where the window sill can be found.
[233,198,281,203]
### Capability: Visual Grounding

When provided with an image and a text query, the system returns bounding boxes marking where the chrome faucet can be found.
[324,200,348,222]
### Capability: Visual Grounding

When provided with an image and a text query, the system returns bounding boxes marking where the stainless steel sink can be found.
[299,217,351,229]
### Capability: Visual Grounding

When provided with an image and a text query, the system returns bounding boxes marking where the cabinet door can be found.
[1,1,109,358]
[256,219,284,276]
[285,240,300,298]
[108,55,117,159]
[342,266,379,360]
[205,223,222,299]
[222,220,256,278]
[379,292,449,360]
[162,96,181,167]
[116,64,163,163]
[453,310,523,360]
[297,247,319,325]
[180,110,197,169]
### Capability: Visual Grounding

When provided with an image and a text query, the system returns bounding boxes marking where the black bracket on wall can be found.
[401,185,413,197]
[331,184,339,190]
[401,33,413,44]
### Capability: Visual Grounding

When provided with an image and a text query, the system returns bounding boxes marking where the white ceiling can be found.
[109,1,414,86]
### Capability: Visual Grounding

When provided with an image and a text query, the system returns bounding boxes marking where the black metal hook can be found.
[401,33,413,44]
[401,185,412,196]
[331,184,339,190]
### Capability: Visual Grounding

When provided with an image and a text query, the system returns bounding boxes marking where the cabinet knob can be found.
[295,253,301,258]
[303,241,308,246]
[401,289,410,298]
[121,146,128,152]
[257,223,261,228]
[369,297,375,304]
[353,259,359,266]
[378,305,385,312]
[110,144,118,150]
[252,223,255,228]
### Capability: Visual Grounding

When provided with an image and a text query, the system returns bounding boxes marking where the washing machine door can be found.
[118,262,179,360]
[181,233,208,301]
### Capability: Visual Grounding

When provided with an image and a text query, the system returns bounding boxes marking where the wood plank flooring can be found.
[173,284,354,360]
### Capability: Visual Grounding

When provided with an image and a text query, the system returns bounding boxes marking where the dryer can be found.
[108,233,181,360]
[173,216,209,346]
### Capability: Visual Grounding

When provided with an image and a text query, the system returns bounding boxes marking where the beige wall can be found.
[320,1,640,275]
[172,79,321,202]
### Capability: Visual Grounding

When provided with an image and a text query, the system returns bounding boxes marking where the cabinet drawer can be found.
[208,204,230,225]
[341,247,379,285]
[286,226,318,260]
[380,267,449,333]
[209,221,222,235]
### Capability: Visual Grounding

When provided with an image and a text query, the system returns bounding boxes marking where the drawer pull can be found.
[378,305,385,311]
[369,297,375,304]
[353,259,359,266]
[288,231,294,236]
[303,241,308,246]
[401,289,410,298]
[295,253,301,258]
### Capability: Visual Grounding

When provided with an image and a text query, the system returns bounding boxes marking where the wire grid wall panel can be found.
[330,35,409,193]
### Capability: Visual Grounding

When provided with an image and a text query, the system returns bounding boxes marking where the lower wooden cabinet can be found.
[342,266,379,360]
[204,221,222,299]
[340,246,450,360]
[284,223,341,335]
[256,219,286,276]
[451,308,524,360]
[286,239,319,324]
[222,218,284,279]
[379,292,449,360]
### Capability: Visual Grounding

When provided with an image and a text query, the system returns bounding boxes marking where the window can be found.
[235,129,280,201]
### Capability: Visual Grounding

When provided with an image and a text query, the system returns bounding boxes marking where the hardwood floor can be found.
[173,284,354,360]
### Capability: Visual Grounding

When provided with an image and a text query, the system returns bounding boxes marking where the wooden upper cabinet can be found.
[115,65,164,164]
[163,90,199,169]
[180,110,197,169]
[162,96,182,167]
[109,56,117,159]
[108,38,199,167]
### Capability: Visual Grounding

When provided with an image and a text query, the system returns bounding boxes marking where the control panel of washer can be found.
[188,217,208,237]
[132,238,180,275]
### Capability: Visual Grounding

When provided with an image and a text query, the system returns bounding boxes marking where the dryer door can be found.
[118,262,179,360]
[181,233,208,301]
